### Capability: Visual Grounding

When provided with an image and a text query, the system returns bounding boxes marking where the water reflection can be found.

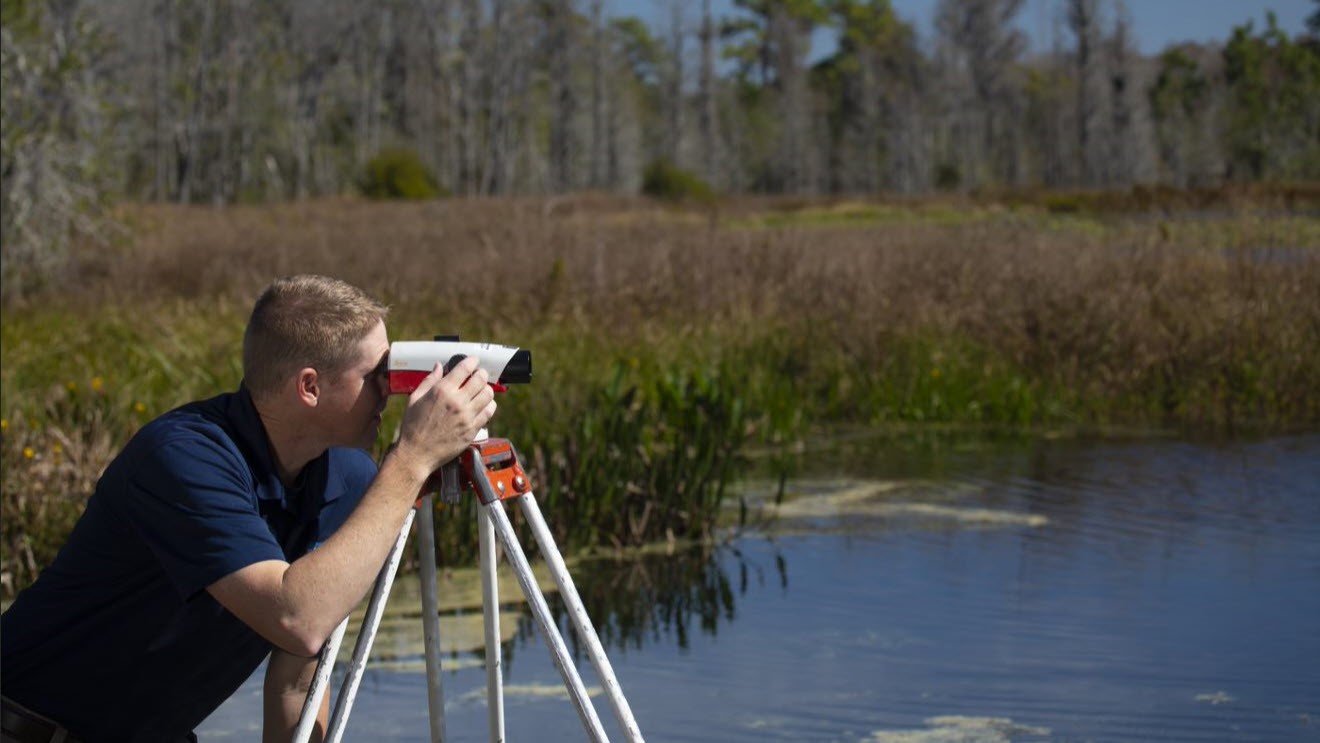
[562,540,790,655]
[336,559,561,671]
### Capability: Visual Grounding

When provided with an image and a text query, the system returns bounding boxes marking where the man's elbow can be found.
[209,562,340,657]
[274,614,338,658]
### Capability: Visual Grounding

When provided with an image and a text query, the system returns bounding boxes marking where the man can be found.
[1,274,496,742]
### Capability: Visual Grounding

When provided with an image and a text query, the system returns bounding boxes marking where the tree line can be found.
[3,0,1319,294]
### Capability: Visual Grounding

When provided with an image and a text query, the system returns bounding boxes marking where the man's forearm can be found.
[265,648,328,743]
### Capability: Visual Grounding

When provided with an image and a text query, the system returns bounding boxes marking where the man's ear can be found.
[295,368,320,407]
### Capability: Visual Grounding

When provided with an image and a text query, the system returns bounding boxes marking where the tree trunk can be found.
[698,0,717,186]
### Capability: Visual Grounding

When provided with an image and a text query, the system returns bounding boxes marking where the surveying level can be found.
[292,338,643,743]
[388,337,532,394]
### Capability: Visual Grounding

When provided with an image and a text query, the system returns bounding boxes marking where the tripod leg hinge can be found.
[463,438,532,503]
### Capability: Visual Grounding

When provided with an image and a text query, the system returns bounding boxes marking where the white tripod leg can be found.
[324,507,418,743]
[291,615,349,743]
[478,505,506,742]
[483,498,609,743]
[417,495,448,742]
[520,492,645,743]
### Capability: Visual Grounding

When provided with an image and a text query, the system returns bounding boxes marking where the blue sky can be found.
[607,0,1316,55]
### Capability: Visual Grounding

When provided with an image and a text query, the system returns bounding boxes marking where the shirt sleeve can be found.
[314,448,379,547]
[124,433,285,600]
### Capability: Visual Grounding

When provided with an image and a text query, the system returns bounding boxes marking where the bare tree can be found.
[1,0,116,298]
[1102,3,1155,185]
[589,0,607,188]
[660,0,687,166]
[1066,0,1101,185]
[412,0,456,191]
[827,1,925,194]
[546,0,580,191]
[768,1,820,193]
[602,14,655,190]
[935,0,1026,188]
[697,0,719,185]
[483,0,537,193]
[1021,26,1073,187]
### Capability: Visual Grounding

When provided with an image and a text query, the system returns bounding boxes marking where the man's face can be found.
[317,320,391,450]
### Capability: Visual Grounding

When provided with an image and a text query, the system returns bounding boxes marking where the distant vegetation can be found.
[3,191,1317,596]
[4,0,1319,298]
[2,0,1317,600]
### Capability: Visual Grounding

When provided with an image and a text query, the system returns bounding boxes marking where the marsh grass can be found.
[3,192,1318,595]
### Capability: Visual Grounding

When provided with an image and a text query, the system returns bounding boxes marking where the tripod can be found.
[292,432,644,743]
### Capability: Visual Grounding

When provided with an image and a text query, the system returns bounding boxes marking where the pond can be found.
[198,432,1320,742]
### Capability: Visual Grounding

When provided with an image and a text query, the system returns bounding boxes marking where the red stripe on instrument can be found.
[388,370,430,395]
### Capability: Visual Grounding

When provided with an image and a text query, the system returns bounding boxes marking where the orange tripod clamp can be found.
[415,438,532,507]
[462,438,532,504]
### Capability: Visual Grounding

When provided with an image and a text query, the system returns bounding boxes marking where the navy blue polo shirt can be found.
[1,388,376,743]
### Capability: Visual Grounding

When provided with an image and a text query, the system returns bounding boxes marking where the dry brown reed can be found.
[63,196,1319,427]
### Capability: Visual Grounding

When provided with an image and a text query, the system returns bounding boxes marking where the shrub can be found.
[359,148,442,200]
[934,163,961,191]
[641,159,715,202]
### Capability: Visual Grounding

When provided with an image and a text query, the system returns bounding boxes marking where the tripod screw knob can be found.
[513,475,527,493]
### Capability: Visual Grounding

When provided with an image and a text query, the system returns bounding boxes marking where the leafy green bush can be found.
[359,148,443,200]
[641,159,715,202]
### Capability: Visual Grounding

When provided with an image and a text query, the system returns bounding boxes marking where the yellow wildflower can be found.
[91,377,105,392]
[66,381,78,392]
[23,447,35,459]
[53,442,64,455]
[1,418,8,431]
[134,402,147,414]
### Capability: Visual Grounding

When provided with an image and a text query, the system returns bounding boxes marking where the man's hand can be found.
[390,355,498,480]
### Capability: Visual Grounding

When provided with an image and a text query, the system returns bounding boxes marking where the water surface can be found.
[199,433,1320,741]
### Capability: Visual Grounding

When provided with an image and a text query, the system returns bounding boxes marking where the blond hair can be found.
[242,275,389,400]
